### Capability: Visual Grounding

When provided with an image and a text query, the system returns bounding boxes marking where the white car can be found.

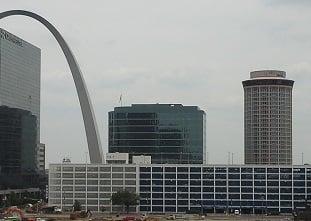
[54,207,62,214]
[234,210,240,215]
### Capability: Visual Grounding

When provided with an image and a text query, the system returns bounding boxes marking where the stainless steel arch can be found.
[0,10,104,163]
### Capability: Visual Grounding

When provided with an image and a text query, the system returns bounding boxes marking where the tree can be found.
[6,192,19,207]
[111,190,139,213]
[73,200,82,211]
[100,205,106,213]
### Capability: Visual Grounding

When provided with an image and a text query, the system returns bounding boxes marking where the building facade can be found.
[109,104,206,164]
[37,143,46,173]
[0,28,41,139]
[242,70,294,165]
[133,155,151,165]
[106,153,129,164]
[49,163,311,214]
[0,106,39,189]
[49,163,138,213]
[0,106,37,174]
[0,28,42,190]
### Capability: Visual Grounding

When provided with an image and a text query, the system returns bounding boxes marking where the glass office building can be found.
[0,28,41,190]
[0,106,38,189]
[243,70,294,165]
[109,104,206,164]
[49,163,311,214]
[0,106,37,174]
[0,28,41,139]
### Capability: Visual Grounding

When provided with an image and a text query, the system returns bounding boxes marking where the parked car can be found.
[167,214,176,220]
[123,216,136,221]
[234,210,240,215]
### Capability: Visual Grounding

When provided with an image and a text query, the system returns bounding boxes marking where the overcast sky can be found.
[1,0,311,165]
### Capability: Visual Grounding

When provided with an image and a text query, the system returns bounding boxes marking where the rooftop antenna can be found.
[119,94,123,107]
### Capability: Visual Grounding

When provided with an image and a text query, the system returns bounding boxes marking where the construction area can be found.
[0,206,294,221]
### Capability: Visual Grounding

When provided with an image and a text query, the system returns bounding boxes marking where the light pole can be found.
[176,194,179,214]
[261,196,264,215]
[200,200,203,215]
[230,199,232,214]
[62,190,66,211]
[145,198,150,213]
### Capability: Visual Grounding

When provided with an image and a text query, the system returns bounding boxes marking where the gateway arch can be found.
[0,10,104,163]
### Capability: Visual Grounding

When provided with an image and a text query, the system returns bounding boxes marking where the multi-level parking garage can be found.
[49,163,311,214]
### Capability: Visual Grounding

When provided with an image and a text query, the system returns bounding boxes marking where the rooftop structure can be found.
[106,153,129,164]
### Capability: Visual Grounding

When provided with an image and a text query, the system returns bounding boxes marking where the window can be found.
[229,168,240,173]
[63,167,73,172]
[190,167,201,173]
[87,173,98,178]
[87,167,98,172]
[190,180,201,186]
[112,180,123,185]
[241,181,252,186]
[100,173,111,178]
[100,186,111,192]
[87,186,98,191]
[125,173,136,179]
[177,167,188,173]
[75,173,86,178]
[165,167,176,173]
[100,167,111,172]
[215,174,226,179]
[139,167,151,173]
[203,174,214,179]
[229,174,240,179]
[241,187,252,193]
[62,186,73,191]
[62,179,73,185]
[112,173,123,179]
[125,167,136,172]
[75,186,86,191]
[87,180,98,185]
[165,174,176,179]
[112,167,123,172]
[177,174,188,179]
[140,174,150,179]
[125,180,136,185]
[215,180,226,186]
[152,167,163,172]
[100,180,110,185]
[190,174,201,179]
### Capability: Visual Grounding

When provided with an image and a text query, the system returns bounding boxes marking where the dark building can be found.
[108,104,206,164]
[0,106,39,189]
[243,70,294,165]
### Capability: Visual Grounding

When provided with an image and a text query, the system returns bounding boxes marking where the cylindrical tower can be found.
[242,70,294,164]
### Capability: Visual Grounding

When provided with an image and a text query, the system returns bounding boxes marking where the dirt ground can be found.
[27,213,293,221]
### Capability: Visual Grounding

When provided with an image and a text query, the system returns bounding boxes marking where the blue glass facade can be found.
[109,104,206,164]
[139,165,310,214]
